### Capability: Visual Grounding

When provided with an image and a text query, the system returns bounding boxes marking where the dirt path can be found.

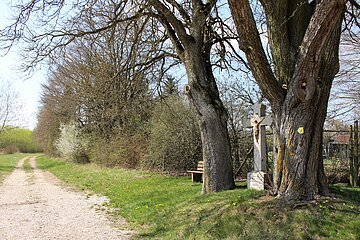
[0,157,133,240]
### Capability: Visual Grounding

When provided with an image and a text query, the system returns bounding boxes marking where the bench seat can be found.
[187,161,204,182]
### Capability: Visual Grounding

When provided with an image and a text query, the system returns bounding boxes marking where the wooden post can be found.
[350,125,354,186]
[354,121,359,187]
[350,121,359,187]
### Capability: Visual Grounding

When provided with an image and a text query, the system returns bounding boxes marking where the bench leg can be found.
[192,173,203,183]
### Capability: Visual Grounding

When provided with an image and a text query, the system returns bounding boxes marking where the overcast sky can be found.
[0,1,47,130]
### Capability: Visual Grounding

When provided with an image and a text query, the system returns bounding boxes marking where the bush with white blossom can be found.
[55,122,89,163]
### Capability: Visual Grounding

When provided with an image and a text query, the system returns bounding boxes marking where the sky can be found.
[0,1,47,130]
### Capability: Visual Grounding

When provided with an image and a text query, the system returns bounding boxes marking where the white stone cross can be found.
[242,103,272,172]
[242,103,272,190]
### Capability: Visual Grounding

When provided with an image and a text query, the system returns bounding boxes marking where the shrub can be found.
[55,122,89,163]
[325,157,350,184]
[88,130,147,168]
[143,96,202,172]
[3,145,20,154]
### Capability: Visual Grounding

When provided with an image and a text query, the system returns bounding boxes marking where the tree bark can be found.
[273,3,343,200]
[148,0,235,193]
[184,49,235,193]
[273,54,339,200]
[229,0,346,200]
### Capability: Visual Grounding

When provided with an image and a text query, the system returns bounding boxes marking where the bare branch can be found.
[228,0,285,107]
[349,0,360,9]
[0,80,24,132]
[148,0,192,47]
[164,0,191,23]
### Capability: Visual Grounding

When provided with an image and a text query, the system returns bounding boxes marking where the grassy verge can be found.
[37,155,360,239]
[0,153,30,182]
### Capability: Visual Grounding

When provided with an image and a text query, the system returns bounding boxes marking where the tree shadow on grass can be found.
[247,196,360,240]
[329,185,360,204]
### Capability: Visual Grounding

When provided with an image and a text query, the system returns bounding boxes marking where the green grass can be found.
[0,153,29,182]
[23,158,32,172]
[330,184,360,203]
[37,155,360,239]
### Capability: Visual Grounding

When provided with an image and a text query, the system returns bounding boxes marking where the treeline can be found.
[33,15,255,174]
[33,21,205,171]
[35,73,203,171]
[30,2,262,176]
[0,127,43,153]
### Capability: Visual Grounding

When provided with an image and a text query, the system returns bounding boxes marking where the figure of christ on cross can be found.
[242,103,272,190]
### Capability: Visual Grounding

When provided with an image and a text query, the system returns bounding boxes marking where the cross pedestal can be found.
[242,103,272,190]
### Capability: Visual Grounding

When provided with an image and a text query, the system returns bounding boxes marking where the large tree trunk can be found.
[273,10,343,200]
[229,0,346,200]
[147,0,235,193]
[273,91,331,200]
[184,50,235,193]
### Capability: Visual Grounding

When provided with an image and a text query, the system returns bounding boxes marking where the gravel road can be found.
[0,157,133,240]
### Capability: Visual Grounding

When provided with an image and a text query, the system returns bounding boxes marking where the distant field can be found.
[37,156,360,240]
[0,127,42,153]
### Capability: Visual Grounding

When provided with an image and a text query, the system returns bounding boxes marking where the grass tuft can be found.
[23,158,32,172]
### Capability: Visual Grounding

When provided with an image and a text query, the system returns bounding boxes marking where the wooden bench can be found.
[187,161,204,182]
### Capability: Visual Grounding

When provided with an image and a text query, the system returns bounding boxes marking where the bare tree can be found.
[0,80,23,132]
[328,30,360,121]
[36,12,153,156]
[35,69,79,155]
[218,74,263,176]
[146,0,239,192]
[228,0,353,200]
